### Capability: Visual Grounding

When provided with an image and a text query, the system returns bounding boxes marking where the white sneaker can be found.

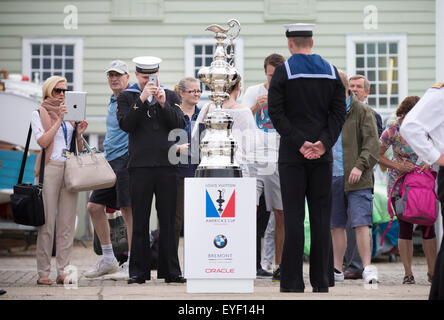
[103,261,129,281]
[363,265,378,284]
[84,258,119,278]
[334,270,344,283]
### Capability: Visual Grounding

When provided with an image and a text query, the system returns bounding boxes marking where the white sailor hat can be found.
[284,23,315,37]
[105,60,129,74]
[132,56,162,74]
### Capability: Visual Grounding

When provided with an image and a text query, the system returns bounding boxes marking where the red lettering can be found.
[204,268,235,274]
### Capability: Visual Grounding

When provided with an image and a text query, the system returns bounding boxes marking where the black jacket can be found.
[116,88,185,168]
[268,60,346,163]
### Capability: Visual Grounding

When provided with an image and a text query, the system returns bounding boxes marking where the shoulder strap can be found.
[18,111,46,186]
[380,173,406,246]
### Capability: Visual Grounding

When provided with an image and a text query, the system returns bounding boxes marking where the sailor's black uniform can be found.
[117,83,185,281]
[268,53,346,291]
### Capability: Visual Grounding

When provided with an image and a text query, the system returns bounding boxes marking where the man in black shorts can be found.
[84,60,133,280]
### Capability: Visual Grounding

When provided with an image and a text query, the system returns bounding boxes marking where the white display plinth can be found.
[184,177,256,293]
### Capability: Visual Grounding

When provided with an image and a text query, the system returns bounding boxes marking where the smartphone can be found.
[64,91,87,121]
[149,74,158,86]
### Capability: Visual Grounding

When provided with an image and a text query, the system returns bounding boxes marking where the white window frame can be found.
[185,36,244,106]
[22,37,83,90]
[346,34,407,115]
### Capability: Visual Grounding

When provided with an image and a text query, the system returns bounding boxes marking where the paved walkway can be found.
[0,239,433,300]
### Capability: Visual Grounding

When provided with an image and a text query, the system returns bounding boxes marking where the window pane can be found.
[32,44,40,55]
[205,45,213,54]
[195,57,202,66]
[367,71,375,81]
[389,57,398,68]
[65,45,74,56]
[43,72,51,80]
[32,58,40,69]
[391,70,398,81]
[367,57,375,68]
[65,59,73,69]
[390,97,398,106]
[367,43,375,54]
[391,83,399,94]
[389,43,397,54]
[379,97,387,106]
[356,43,364,55]
[356,69,365,76]
[205,57,212,66]
[54,59,62,69]
[356,57,364,68]
[195,45,202,55]
[370,84,376,95]
[43,58,51,69]
[379,70,387,81]
[379,84,387,94]
[378,42,386,54]
[65,72,73,82]
[378,57,387,68]
[54,45,63,56]
[31,71,40,82]
[43,44,51,56]
[54,71,62,76]
[368,97,376,107]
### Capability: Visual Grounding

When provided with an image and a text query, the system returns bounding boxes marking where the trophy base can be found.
[195,167,242,178]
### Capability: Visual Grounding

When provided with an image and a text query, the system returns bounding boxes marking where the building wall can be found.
[0,0,436,134]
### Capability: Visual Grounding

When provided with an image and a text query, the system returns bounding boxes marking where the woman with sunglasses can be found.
[31,76,88,285]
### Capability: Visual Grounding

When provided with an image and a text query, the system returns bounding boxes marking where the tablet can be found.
[64,91,87,121]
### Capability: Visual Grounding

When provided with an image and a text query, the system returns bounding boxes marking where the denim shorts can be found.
[330,176,373,229]
[88,152,131,210]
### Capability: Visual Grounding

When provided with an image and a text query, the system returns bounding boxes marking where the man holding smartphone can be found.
[116,56,186,284]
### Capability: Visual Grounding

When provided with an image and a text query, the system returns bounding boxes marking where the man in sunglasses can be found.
[84,60,133,280]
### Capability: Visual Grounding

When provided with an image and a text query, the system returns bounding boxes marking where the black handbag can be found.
[93,213,129,263]
[10,123,46,227]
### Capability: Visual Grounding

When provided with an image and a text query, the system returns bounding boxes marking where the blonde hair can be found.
[42,76,67,99]
[174,77,199,98]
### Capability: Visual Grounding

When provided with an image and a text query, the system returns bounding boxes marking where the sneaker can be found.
[334,268,344,283]
[262,262,273,272]
[84,258,119,278]
[362,265,378,284]
[272,266,281,282]
[103,261,129,281]
[256,268,273,279]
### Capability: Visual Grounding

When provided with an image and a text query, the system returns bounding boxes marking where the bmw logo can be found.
[214,234,227,249]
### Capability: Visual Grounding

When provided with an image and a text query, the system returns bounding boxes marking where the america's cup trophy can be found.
[195,19,243,178]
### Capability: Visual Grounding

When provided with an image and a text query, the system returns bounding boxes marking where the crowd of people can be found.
[28,23,444,299]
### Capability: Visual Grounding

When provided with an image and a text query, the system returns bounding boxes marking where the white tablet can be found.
[64,91,87,121]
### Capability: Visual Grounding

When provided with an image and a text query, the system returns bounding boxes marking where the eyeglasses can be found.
[53,88,67,94]
[107,73,124,79]
[186,89,202,94]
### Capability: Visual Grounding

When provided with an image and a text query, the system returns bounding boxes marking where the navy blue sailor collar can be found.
[284,54,337,80]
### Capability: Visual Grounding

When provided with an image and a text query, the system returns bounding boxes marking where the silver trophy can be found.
[195,19,242,178]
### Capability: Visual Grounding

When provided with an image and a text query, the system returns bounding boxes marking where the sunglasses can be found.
[186,90,202,94]
[53,88,67,94]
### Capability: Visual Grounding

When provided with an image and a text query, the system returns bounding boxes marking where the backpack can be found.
[380,167,438,245]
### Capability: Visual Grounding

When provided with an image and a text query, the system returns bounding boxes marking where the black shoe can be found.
[127,276,146,284]
[312,287,328,293]
[0,289,6,295]
[165,275,186,283]
[280,286,304,293]
[272,266,281,282]
[256,268,272,279]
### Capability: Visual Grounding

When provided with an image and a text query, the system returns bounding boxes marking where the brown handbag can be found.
[64,136,116,192]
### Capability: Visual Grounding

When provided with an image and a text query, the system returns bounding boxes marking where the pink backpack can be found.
[380,167,438,245]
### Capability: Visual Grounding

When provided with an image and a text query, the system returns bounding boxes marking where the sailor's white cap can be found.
[132,56,162,74]
[284,23,315,37]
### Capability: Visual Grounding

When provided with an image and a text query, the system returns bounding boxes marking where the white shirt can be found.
[400,87,444,164]
[241,83,280,163]
[31,110,74,161]
[192,103,256,166]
